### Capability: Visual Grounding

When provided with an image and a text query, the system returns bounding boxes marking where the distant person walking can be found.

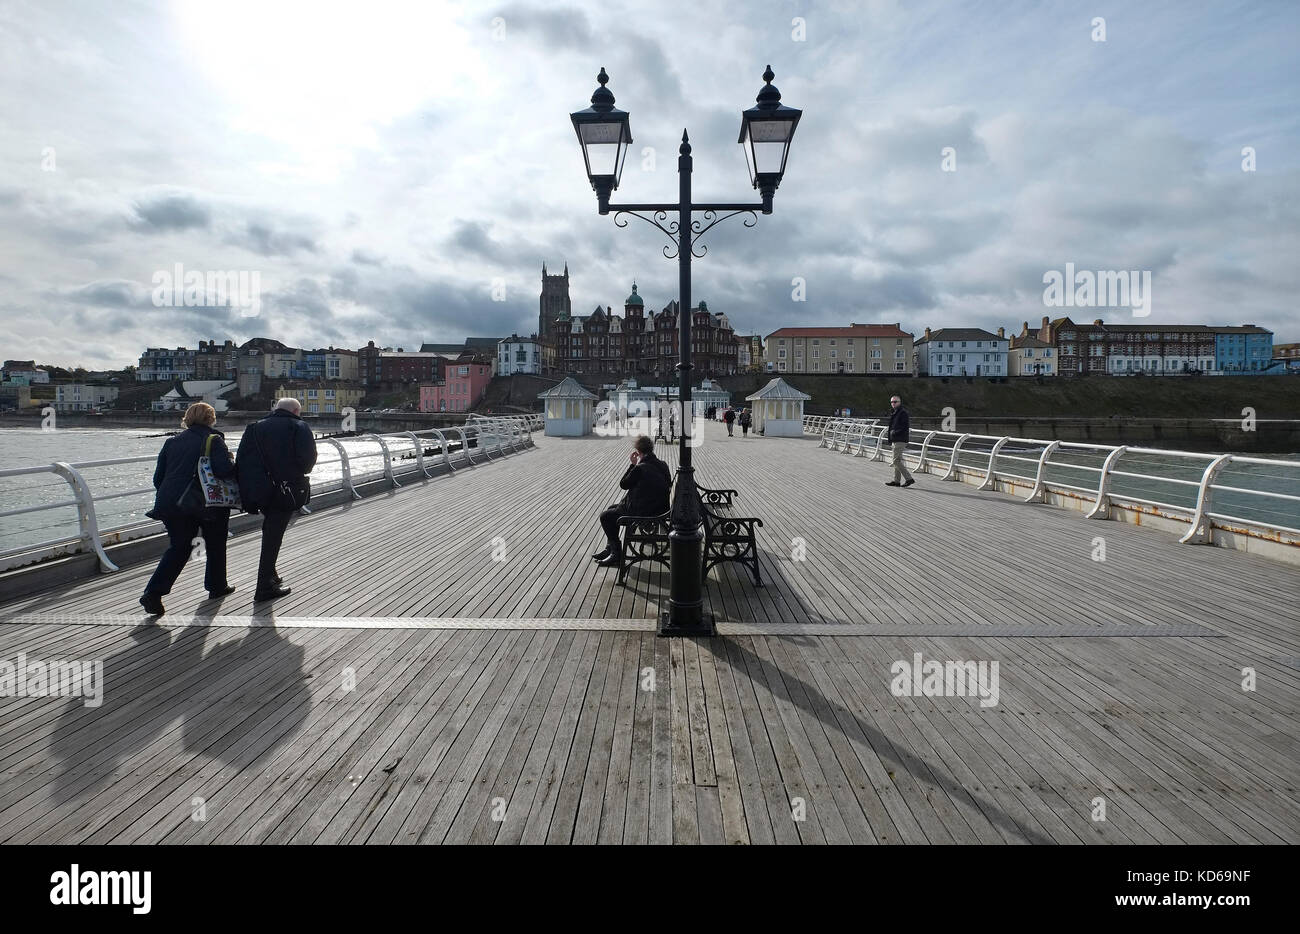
[724,406,736,436]
[593,435,672,569]
[739,408,752,437]
[139,403,237,615]
[236,398,317,601]
[884,394,915,487]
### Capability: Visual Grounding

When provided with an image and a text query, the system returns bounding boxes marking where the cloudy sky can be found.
[1,0,1297,369]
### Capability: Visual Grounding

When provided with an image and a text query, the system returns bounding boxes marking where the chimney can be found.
[1041,316,1049,327]
[924,327,932,340]
[997,327,1005,338]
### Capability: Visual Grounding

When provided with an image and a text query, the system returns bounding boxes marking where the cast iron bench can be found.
[615,483,762,587]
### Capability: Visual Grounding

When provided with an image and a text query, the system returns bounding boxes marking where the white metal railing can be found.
[802,416,1300,548]
[0,422,535,574]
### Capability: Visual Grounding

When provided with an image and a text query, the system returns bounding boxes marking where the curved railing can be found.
[803,416,1300,549]
[0,418,537,573]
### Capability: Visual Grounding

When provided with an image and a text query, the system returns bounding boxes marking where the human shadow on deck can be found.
[48,612,309,808]
[706,635,1056,845]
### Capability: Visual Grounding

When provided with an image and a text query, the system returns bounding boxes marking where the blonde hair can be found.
[182,402,217,428]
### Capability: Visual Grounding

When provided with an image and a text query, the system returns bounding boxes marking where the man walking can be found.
[236,397,318,601]
[593,435,672,569]
[884,394,915,488]
[723,406,736,436]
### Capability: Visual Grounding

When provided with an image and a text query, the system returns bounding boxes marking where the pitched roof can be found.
[537,376,597,400]
[766,324,911,339]
[746,377,811,401]
[915,328,1003,344]
[1011,336,1052,349]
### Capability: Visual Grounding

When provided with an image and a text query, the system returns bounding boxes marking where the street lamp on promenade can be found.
[570,66,801,636]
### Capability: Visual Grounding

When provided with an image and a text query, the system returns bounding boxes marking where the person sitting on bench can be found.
[594,434,672,569]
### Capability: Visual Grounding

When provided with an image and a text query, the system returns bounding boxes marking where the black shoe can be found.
[902,478,915,487]
[596,555,623,569]
[208,585,236,600]
[885,481,901,487]
[272,574,282,586]
[591,548,612,561]
[139,593,165,615]
[254,586,291,602]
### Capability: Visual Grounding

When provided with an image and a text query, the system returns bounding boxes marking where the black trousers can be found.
[257,509,294,590]
[599,505,626,552]
[145,512,229,596]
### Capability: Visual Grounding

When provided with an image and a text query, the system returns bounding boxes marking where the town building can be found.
[736,334,764,371]
[194,340,238,381]
[274,383,364,415]
[1008,330,1056,376]
[1214,326,1275,373]
[379,350,442,389]
[915,328,1009,376]
[498,335,542,375]
[1017,317,1254,376]
[0,384,33,410]
[55,384,120,412]
[551,284,738,380]
[764,323,915,374]
[138,347,196,382]
[1,361,50,383]
[1273,343,1300,372]
[420,356,492,413]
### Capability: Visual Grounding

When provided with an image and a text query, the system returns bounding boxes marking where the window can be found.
[812,339,819,345]
[812,349,819,358]
[829,339,836,346]
[847,349,854,358]
[896,339,903,345]
[895,350,904,359]
[872,338,880,346]
[871,349,882,358]
[961,341,967,348]
[830,350,836,358]
[960,354,966,362]
[872,362,881,371]
[984,354,990,362]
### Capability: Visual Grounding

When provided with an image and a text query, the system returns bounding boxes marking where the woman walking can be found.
[739,408,752,437]
[139,402,237,615]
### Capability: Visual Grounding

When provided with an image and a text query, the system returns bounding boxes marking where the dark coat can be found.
[619,452,672,516]
[724,409,736,423]
[149,424,235,520]
[887,405,911,444]
[738,410,751,426]
[235,409,318,513]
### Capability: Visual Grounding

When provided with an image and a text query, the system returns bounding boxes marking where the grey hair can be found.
[276,397,302,414]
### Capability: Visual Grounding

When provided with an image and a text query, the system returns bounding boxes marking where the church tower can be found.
[539,262,572,340]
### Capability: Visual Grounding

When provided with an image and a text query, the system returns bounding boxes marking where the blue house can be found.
[1214,326,1273,373]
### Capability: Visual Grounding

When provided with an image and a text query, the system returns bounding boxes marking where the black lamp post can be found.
[571,66,800,636]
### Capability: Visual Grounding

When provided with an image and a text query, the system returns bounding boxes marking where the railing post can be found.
[1085,445,1128,519]
[448,427,475,466]
[916,430,936,473]
[362,433,400,488]
[427,429,455,472]
[943,434,972,481]
[400,431,433,478]
[870,425,886,462]
[978,436,1011,491]
[51,462,119,572]
[320,438,361,499]
[1180,454,1233,544]
[1024,440,1061,503]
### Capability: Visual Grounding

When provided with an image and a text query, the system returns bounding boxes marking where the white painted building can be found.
[498,335,542,375]
[54,384,120,411]
[152,380,238,414]
[914,328,1009,376]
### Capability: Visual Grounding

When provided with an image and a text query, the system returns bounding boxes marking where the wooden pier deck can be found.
[0,422,1296,844]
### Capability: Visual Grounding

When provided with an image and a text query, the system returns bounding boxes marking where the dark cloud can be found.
[232,222,318,256]
[131,191,210,230]
[496,5,593,49]
[350,248,384,266]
